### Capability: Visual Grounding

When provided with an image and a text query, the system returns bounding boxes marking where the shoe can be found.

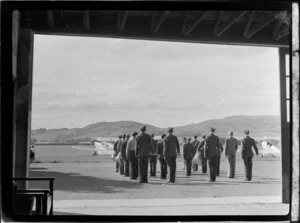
[244,179,249,181]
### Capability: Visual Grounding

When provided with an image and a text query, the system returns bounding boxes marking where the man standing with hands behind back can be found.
[163,127,180,184]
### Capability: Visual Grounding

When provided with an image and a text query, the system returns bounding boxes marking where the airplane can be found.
[259,138,281,158]
[71,140,114,156]
[92,141,114,156]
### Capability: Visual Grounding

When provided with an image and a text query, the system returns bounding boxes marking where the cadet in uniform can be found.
[163,128,180,183]
[150,134,158,177]
[136,126,153,183]
[113,135,122,172]
[126,132,138,180]
[119,134,127,176]
[183,137,194,176]
[182,137,187,170]
[157,134,167,179]
[117,135,125,175]
[198,135,207,173]
[225,131,238,178]
[123,134,131,177]
[216,141,223,176]
[204,127,220,182]
[192,135,200,171]
[241,130,259,181]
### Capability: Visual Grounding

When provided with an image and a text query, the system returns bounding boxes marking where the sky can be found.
[32,34,281,129]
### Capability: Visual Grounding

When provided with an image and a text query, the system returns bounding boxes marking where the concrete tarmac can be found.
[54,196,289,215]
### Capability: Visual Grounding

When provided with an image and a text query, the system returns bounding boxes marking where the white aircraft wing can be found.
[93,142,114,156]
[260,141,281,157]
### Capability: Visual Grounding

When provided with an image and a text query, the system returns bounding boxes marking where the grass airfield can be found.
[29,145,282,201]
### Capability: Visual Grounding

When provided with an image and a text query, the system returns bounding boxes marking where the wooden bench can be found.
[13,177,55,215]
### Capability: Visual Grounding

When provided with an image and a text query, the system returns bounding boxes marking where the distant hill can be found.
[31,115,280,143]
[173,115,280,139]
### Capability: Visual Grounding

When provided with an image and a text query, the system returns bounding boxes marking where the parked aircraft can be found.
[72,141,114,156]
[259,139,281,158]
[92,141,114,156]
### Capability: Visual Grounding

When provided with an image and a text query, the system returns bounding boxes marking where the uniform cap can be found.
[167,127,173,133]
[194,135,198,138]
[229,131,234,136]
[244,129,250,135]
[188,137,191,141]
[161,134,166,139]
[141,126,146,132]
[210,127,216,132]
[132,132,138,137]
[202,135,206,139]
[126,134,131,138]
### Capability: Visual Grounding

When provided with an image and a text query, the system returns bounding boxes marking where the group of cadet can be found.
[113,125,259,184]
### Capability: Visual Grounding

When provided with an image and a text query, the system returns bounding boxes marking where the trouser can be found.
[227,154,236,178]
[185,159,192,176]
[116,162,119,172]
[119,159,124,175]
[216,156,221,176]
[129,151,138,179]
[243,156,253,181]
[158,157,167,179]
[124,159,130,177]
[138,157,149,183]
[149,155,157,176]
[165,156,176,182]
[200,155,207,173]
[207,156,218,182]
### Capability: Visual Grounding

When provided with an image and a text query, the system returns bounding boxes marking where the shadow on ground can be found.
[29,168,143,194]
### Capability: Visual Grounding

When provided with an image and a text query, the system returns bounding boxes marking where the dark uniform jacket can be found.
[163,134,180,157]
[204,134,220,159]
[151,139,158,155]
[117,139,123,153]
[121,139,128,159]
[225,137,238,156]
[183,142,194,160]
[197,140,205,157]
[192,140,200,156]
[241,136,258,159]
[136,132,153,158]
[157,140,164,158]
[113,140,119,155]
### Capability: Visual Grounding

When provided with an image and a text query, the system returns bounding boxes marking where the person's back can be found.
[121,139,128,158]
[136,132,152,157]
[242,136,258,158]
[205,134,219,159]
[117,139,123,153]
[151,138,158,154]
[164,134,180,157]
[183,142,194,160]
[241,130,258,181]
[157,139,164,157]
[113,140,118,152]
[225,137,238,156]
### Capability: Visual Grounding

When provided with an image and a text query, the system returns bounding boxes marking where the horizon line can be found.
[32,114,280,130]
